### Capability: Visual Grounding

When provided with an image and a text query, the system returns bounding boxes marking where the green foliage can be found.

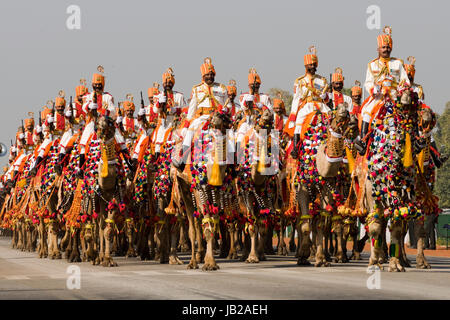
[267,88,293,114]
[434,102,450,208]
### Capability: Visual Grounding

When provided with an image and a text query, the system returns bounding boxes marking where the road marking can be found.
[4,275,30,280]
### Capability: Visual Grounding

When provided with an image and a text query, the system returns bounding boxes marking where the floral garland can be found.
[133,149,151,203]
[153,142,174,199]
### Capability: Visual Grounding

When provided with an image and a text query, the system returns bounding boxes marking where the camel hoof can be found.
[169,255,184,265]
[226,252,238,260]
[202,262,220,271]
[416,256,431,269]
[102,257,118,267]
[314,259,330,267]
[187,261,199,269]
[277,247,288,256]
[246,255,260,263]
[388,258,405,272]
[297,258,311,266]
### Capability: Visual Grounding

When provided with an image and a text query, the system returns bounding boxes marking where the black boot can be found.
[355,121,369,156]
[290,134,300,159]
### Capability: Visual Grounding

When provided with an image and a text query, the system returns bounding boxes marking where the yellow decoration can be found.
[345,146,355,173]
[258,143,267,173]
[101,147,109,178]
[402,132,413,168]
[208,147,222,186]
[417,149,425,173]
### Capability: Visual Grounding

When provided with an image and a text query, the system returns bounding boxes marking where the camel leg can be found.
[277,217,288,256]
[61,227,70,254]
[202,219,219,271]
[64,229,73,260]
[368,220,384,270]
[388,220,405,272]
[186,211,199,269]
[156,217,170,264]
[11,228,18,249]
[241,231,251,261]
[169,221,183,265]
[218,220,229,258]
[415,219,431,269]
[332,218,348,263]
[102,219,118,267]
[69,228,82,263]
[179,219,190,252]
[257,223,268,261]
[38,219,48,258]
[31,227,38,252]
[226,223,238,260]
[17,222,24,251]
[289,222,297,253]
[380,220,389,263]
[246,224,259,263]
[264,224,275,255]
[195,218,205,263]
[125,220,137,258]
[297,218,312,265]
[314,216,330,267]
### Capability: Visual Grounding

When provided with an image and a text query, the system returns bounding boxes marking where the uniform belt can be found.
[195,107,215,117]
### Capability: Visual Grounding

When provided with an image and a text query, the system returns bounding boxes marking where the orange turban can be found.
[304,46,318,66]
[92,65,105,86]
[55,90,66,107]
[200,57,216,76]
[123,94,135,112]
[351,81,362,96]
[162,68,175,85]
[123,101,135,112]
[331,67,344,83]
[377,26,393,48]
[148,82,160,98]
[41,106,52,120]
[76,78,88,96]
[227,80,237,95]
[273,98,285,111]
[24,112,35,127]
[248,68,261,85]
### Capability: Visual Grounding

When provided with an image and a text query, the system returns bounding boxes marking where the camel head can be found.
[97,116,116,141]
[256,108,273,133]
[418,107,436,134]
[400,90,412,106]
[330,103,350,135]
[344,114,359,141]
[210,110,231,134]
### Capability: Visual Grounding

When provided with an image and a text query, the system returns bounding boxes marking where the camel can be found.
[348,89,425,272]
[235,108,280,263]
[289,103,355,267]
[174,110,235,271]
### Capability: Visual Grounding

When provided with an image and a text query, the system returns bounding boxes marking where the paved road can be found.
[0,238,449,300]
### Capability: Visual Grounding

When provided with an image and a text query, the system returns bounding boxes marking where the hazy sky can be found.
[0,0,449,165]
